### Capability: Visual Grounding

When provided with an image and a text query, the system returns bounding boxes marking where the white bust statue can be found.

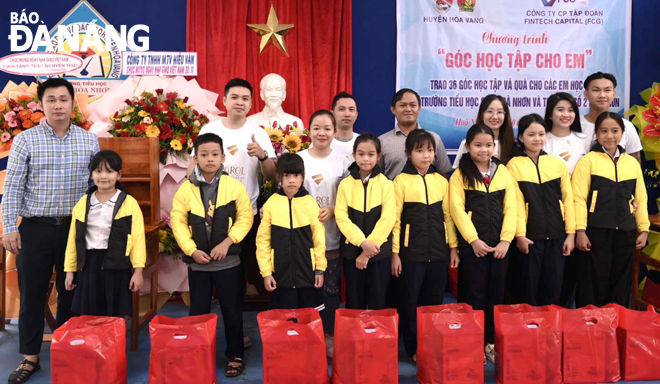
[248,73,304,129]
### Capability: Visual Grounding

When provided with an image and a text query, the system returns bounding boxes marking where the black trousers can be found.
[520,238,565,306]
[559,249,580,308]
[188,265,244,359]
[458,246,508,345]
[320,256,342,335]
[344,256,390,310]
[576,228,636,308]
[268,286,323,311]
[241,214,264,295]
[399,261,447,357]
[16,218,74,355]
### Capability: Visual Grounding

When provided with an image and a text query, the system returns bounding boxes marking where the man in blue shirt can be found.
[4,78,99,384]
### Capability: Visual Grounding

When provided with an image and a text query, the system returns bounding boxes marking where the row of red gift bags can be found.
[257,308,400,384]
[50,314,218,384]
[494,303,660,384]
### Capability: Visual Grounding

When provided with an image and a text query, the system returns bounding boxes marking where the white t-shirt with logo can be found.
[580,115,643,154]
[330,132,359,162]
[544,131,592,175]
[197,119,276,214]
[298,149,351,251]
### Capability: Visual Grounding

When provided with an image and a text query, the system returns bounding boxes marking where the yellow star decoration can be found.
[247,4,295,57]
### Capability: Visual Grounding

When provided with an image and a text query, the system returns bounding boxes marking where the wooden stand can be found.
[98,137,165,351]
[631,214,660,311]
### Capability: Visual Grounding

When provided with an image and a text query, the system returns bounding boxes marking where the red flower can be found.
[156,102,169,112]
[173,118,181,126]
[81,121,91,130]
[179,134,187,145]
[185,125,193,133]
[165,100,172,106]
[149,97,158,103]
[182,113,188,121]
[113,112,119,119]
[191,134,198,142]
[300,135,311,143]
[134,124,147,134]
[293,121,298,128]
[114,122,121,129]
[121,131,130,137]
[167,110,176,118]
[159,147,167,157]
[155,89,164,95]
[166,92,177,100]
[273,121,278,128]
[183,97,189,103]
[124,99,132,106]
[193,109,199,116]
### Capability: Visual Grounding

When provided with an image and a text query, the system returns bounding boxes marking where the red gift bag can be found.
[494,304,562,384]
[51,316,127,384]
[417,303,484,384]
[257,308,330,384]
[608,303,660,381]
[332,308,399,384]
[448,265,459,298]
[148,314,217,384]
[561,305,620,383]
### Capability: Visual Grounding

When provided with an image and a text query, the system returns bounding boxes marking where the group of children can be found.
[60,72,649,375]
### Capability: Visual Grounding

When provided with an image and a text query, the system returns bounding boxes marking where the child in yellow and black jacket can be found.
[335,134,395,310]
[572,112,649,308]
[506,114,575,306]
[171,133,253,375]
[64,150,146,318]
[256,153,327,310]
[449,124,517,361]
[391,129,458,362]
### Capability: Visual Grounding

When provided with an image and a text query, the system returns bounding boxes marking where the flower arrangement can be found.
[0,95,90,150]
[259,120,311,197]
[108,89,209,163]
[158,213,182,259]
[625,82,660,193]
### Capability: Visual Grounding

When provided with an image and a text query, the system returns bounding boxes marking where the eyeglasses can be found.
[484,110,505,116]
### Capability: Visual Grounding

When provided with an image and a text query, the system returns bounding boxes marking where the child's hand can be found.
[210,238,233,260]
[563,234,575,256]
[361,240,380,257]
[356,254,369,270]
[493,241,510,259]
[637,231,649,249]
[470,239,493,257]
[129,268,143,292]
[192,249,211,264]
[577,231,591,251]
[264,275,277,291]
[65,272,76,291]
[450,248,460,268]
[516,237,534,254]
[259,207,264,219]
[314,274,324,288]
[319,207,335,223]
[391,253,402,277]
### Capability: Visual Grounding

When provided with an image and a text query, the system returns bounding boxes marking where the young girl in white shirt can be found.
[64,150,145,316]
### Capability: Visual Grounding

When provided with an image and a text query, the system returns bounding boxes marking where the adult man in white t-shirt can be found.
[581,72,643,162]
[188,78,276,348]
[331,92,360,160]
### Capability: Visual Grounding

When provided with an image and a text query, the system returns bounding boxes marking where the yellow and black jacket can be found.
[256,187,326,288]
[392,161,458,262]
[335,163,396,261]
[64,187,146,272]
[572,144,649,232]
[507,150,575,240]
[449,158,518,247]
[170,172,253,263]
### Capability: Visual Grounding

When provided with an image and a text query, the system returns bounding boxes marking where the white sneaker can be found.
[325,334,334,358]
[485,343,496,364]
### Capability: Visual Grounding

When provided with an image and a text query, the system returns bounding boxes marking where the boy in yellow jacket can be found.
[171,133,253,377]
[256,153,327,310]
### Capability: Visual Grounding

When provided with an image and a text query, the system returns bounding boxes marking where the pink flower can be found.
[1,132,11,142]
[4,111,16,122]
[293,121,298,127]
[39,117,47,125]
[27,102,40,111]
